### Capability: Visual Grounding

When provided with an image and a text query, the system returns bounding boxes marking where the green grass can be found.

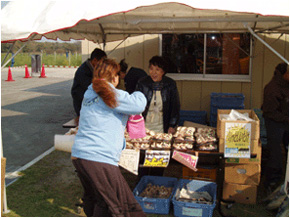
[1,53,82,67]
[4,151,83,217]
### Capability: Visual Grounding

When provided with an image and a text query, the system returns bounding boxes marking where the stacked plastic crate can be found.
[210,93,245,127]
[133,176,217,216]
[179,110,207,126]
[253,108,267,146]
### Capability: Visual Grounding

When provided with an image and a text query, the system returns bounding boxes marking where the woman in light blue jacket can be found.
[71,58,147,217]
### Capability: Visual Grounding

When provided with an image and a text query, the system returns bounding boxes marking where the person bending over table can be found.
[118,59,148,94]
[71,58,147,217]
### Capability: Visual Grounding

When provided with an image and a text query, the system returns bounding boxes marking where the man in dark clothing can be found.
[119,59,147,94]
[262,62,289,190]
[71,48,107,117]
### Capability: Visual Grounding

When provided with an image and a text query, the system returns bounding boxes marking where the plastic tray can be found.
[133,176,178,214]
[172,179,217,217]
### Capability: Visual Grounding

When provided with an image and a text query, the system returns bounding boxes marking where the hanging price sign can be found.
[172,150,198,171]
[119,149,140,175]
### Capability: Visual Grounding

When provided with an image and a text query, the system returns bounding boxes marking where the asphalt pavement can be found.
[1,67,77,185]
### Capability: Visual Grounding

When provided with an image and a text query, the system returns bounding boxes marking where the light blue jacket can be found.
[71,83,147,166]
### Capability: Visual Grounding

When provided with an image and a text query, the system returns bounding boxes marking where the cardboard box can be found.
[182,166,217,182]
[219,138,260,154]
[224,163,261,185]
[224,141,262,164]
[217,109,260,140]
[222,182,257,204]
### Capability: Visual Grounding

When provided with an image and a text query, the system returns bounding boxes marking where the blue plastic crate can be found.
[253,108,263,116]
[253,108,266,137]
[172,179,217,217]
[261,137,267,146]
[133,176,178,214]
[209,121,217,128]
[260,126,267,138]
[179,110,207,126]
[253,108,265,126]
[211,92,245,107]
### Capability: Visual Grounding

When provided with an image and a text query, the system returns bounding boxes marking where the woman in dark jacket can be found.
[136,56,180,178]
[136,55,180,134]
[262,62,289,191]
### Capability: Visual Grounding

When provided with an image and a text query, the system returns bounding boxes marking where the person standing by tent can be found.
[71,58,147,217]
[136,55,180,134]
[262,62,289,192]
[118,59,147,94]
[136,55,180,178]
[71,48,107,119]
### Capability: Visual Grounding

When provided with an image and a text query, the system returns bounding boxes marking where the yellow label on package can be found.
[143,150,170,167]
[224,122,251,158]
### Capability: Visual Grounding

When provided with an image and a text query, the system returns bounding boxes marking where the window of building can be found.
[161,33,252,81]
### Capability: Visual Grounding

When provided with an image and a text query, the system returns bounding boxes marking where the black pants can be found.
[72,158,146,217]
[264,117,289,185]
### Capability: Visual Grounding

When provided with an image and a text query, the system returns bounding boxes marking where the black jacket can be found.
[136,76,180,133]
[262,72,289,123]
[71,60,93,116]
[124,67,147,94]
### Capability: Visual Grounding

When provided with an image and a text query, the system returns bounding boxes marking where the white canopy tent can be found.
[1,0,289,68]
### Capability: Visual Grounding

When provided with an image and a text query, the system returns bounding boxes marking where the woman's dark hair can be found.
[275,62,288,75]
[90,48,107,61]
[149,56,168,74]
[92,58,120,108]
[119,59,128,73]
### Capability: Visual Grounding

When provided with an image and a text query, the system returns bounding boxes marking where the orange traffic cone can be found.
[24,64,32,78]
[5,66,15,81]
[39,64,46,78]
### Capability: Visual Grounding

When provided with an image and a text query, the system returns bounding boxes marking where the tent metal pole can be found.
[203,34,207,77]
[249,35,254,108]
[2,42,16,64]
[107,36,129,56]
[244,23,289,64]
[99,24,106,51]
[1,35,36,69]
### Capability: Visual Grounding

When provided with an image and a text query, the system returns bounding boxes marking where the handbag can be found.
[127,114,146,139]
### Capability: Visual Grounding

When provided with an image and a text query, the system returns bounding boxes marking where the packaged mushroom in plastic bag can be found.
[194,128,218,151]
[172,126,195,150]
[125,129,152,150]
[150,133,173,150]
[172,141,194,150]
[131,135,151,150]
[195,141,218,151]
[174,126,195,142]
